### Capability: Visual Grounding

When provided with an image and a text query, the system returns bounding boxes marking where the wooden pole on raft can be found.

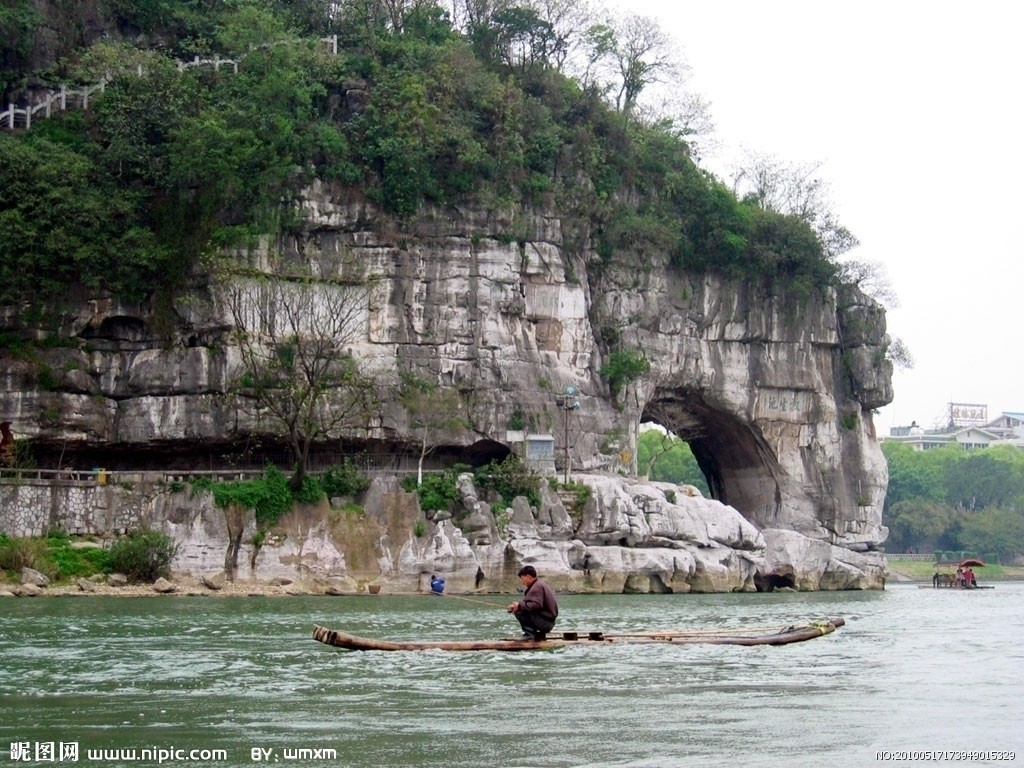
[430,591,507,609]
[389,590,508,609]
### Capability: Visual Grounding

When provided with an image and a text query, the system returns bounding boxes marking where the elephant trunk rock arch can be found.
[643,392,786,529]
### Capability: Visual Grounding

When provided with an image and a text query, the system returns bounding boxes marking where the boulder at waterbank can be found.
[503,538,588,591]
[560,542,761,593]
[202,572,226,590]
[152,577,177,593]
[21,567,50,587]
[578,546,696,593]
[762,528,886,590]
[574,476,764,552]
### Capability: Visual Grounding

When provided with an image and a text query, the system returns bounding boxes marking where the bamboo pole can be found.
[387,590,507,609]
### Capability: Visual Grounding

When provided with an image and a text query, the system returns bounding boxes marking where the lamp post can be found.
[553,386,581,484]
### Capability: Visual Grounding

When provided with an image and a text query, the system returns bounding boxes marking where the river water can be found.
[1,583,1021,768]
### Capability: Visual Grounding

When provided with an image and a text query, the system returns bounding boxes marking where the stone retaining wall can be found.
[0,474,154,537]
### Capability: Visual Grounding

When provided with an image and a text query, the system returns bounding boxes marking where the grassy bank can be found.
[886,557,1024,582]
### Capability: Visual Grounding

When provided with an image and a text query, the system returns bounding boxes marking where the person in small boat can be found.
[507,565,558,641]
[430,574,446,594]
[963,567,976,588]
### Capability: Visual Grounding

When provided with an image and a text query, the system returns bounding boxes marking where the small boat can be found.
[924,559,995,589]
[918,584,995,589]
[312,617,845,652]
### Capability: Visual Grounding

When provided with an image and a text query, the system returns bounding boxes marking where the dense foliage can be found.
[44,532,113,578]
[107,529,179,582]
[199,465,295,529]
[0,533,46,576]
[0,531,112,582]
[403,454,542,512]
[320,458,372,498]
[474,454,542,508]
[1,0,838,308]
[0,0,40,91]
[0,131,174,303]
[196,462,370,526]
[636,429,709,495]
[402,467,463,512]
[882,442,1024,561]
[600,349,650,398]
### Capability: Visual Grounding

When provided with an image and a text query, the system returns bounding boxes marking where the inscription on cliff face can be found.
[534,318,563,351]
[756,390,807,418]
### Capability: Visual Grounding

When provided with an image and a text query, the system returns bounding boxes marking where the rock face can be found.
[0,189,894,588]
[0,471,883,591]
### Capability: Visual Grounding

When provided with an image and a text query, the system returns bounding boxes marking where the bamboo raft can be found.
[312,617,845,652]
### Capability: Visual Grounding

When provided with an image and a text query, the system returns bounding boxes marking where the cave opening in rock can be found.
[27,435,513,476]
[640,389,784,528]
[434,439,511,468]
[754,572,795,592]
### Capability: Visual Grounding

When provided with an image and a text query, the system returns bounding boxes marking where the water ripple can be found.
[2,587,1022,767]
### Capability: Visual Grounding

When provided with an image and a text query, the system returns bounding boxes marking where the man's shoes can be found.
[518,633,534,640]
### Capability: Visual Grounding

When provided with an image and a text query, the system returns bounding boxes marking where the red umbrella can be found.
[958,558,986,568]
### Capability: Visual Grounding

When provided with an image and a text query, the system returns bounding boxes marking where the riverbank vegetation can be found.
[0,459,373,586]
[402,455,542,516]
[882,442,1024,563]
[635,430,1024,565]
[0,529,178,584]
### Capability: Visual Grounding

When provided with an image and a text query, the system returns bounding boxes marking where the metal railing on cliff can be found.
[1,35,338,131]
[0,452,428,488]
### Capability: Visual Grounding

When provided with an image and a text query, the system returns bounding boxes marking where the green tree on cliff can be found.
[581,13,678,119]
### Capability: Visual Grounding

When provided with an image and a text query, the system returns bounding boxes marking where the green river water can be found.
[1,583,1021,768]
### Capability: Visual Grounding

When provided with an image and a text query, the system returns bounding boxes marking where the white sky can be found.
[616,0,1022,431]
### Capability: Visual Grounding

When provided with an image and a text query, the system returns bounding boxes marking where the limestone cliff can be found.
[0,186,894,588]
[0,470,884,591]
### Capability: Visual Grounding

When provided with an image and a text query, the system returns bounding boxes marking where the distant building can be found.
[883,406,1024,451]
[985,411,1024,436]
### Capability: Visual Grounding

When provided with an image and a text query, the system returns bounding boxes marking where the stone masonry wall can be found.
[0,472,150,538]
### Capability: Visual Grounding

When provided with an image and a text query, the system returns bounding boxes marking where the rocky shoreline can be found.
[0,574,408,599]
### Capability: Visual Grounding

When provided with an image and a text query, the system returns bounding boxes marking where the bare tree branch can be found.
[223,274,377,487]
[581,13,681,118]
[399,372,469,485]
[730,149,861,260]
[837,258,900,309]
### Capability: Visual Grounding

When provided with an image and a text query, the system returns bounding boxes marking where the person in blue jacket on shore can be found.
[429,574,445,594]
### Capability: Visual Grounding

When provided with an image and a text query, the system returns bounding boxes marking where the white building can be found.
[883,408,1024,451]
